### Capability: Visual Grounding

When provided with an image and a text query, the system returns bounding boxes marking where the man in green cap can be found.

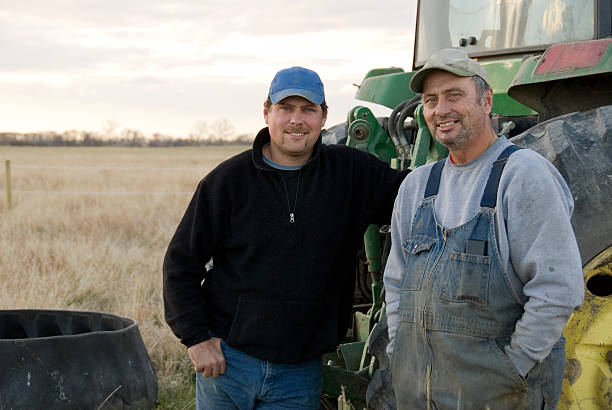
[383,48,583,408]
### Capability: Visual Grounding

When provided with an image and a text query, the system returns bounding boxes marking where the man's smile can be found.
[284,129,309,138]
[436,118,460,131]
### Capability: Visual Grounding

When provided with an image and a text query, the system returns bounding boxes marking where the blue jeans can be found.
[196,340,322,409]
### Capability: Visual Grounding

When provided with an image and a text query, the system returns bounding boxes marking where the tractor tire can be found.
[511,105,612,408]
[509,105,612,265]
[0,309,157,409]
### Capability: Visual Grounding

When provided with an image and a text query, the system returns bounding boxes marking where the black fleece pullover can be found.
[163,127,407,363]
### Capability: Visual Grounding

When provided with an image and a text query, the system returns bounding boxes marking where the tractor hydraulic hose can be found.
[388,96,420,159]
[395,99,420,147]
[387,101,409,159]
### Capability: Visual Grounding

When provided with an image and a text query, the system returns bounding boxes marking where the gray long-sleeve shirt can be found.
[384,137,584,376]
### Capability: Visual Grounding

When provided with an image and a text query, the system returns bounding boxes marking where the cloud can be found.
[1,1,415,75]
[0,0,418,135]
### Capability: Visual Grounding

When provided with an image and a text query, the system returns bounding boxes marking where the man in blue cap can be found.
[163,66,407,409]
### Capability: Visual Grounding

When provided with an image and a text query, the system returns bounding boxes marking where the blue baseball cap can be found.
[268,66,325,104]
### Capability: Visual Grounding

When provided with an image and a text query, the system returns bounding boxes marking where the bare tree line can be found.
[0,119,254,147]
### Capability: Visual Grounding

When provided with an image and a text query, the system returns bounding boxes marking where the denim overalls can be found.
[392,146,565,409]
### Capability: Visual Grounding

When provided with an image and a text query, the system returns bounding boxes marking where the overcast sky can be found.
[0,1,417,138]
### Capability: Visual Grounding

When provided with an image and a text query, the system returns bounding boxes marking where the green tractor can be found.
[321,0,612,408]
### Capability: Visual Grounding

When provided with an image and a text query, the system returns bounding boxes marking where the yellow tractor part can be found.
[560,246,612,409]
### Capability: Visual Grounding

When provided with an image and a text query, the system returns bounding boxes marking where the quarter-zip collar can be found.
[251,127,322,172]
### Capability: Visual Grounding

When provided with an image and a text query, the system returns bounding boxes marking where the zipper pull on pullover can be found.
[260,146,303,224]
[273,169,301,224]
[287,172,300,223]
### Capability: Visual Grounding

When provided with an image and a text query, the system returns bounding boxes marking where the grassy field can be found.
[0,145,248,408]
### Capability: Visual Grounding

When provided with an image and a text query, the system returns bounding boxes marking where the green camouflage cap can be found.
[409,48,489,93]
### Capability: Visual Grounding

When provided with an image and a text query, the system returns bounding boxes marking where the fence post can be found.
[5,160,11,210]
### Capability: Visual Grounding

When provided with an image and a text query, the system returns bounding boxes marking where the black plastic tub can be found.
[0,309,157,409]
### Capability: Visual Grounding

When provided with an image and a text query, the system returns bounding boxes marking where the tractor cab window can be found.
[415,0,596,67]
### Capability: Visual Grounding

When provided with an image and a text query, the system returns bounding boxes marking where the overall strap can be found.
[480,144,523,208]
[424,159,446,198]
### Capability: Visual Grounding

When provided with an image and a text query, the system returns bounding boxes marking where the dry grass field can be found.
[0,145,248,408]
